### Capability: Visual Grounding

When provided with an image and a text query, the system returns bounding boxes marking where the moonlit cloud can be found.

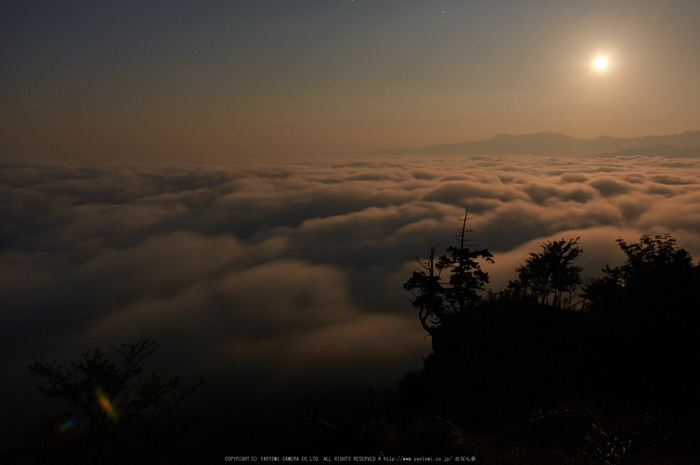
[3,155,700,411]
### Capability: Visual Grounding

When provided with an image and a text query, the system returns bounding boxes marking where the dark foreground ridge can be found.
[4,211,700,463]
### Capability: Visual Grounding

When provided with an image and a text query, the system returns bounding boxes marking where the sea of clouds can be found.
[2,154,700,421]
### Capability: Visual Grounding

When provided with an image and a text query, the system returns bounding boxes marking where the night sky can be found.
[2,1,700,460]
[2,1,699,163]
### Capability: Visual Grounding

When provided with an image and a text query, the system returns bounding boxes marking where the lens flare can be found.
[58,417,76,432]
[95,388,119,422]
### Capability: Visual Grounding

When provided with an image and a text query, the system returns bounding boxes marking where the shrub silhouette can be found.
[9,336,202,464]
[241,228,700,461]
[582,234,700,413]
[401,210,588,425]
[401,227,700,461]
[507,237,583,309]
[263,388,403,455]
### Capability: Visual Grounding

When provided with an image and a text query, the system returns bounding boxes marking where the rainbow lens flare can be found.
[58,417,76,432]
[95,388,119,422]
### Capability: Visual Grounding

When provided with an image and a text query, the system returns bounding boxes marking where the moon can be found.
[594,56,608,70]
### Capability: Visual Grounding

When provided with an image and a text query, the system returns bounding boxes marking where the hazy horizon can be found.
[3,1,700,164]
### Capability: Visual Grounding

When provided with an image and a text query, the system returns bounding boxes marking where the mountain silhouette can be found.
[599,144,700,159]
[373,130,700,158]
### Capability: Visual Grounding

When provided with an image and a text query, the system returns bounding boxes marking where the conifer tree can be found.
[404,207,492,336]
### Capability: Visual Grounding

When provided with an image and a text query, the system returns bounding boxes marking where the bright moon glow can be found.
[594,57,608,70]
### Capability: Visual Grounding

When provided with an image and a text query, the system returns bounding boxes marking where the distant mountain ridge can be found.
[374,130,700,158]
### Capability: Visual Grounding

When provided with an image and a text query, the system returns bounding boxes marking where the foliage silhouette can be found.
[10,230,699,462]
[403,244,445,337]
[263,388,403,455]
[400,227,700,462]
[246,229,700,461]
[9,336,203,464]
[436,207,494,313]
[582,234,700,415]
[507,237,583,309]
[583,234,697,318]
[404,207,493,347]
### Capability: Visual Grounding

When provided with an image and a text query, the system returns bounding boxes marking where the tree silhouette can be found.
[403,207,492,341]
[403,245,446,336]
[583,233,698,321]
[615,234,696,304]
[509,237,582,309]
[398,232,700,462]
[582,234,700,418]
[436,207,494,313]
[11,336,202,464]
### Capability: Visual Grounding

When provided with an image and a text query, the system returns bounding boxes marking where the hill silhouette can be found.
[373,130,700,158]
[250,213,700,461]
[6,217,700,462]
[600,144,700,158]
[241,227,700,461]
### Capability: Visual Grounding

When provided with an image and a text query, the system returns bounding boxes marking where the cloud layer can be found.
[3,154,700,411]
